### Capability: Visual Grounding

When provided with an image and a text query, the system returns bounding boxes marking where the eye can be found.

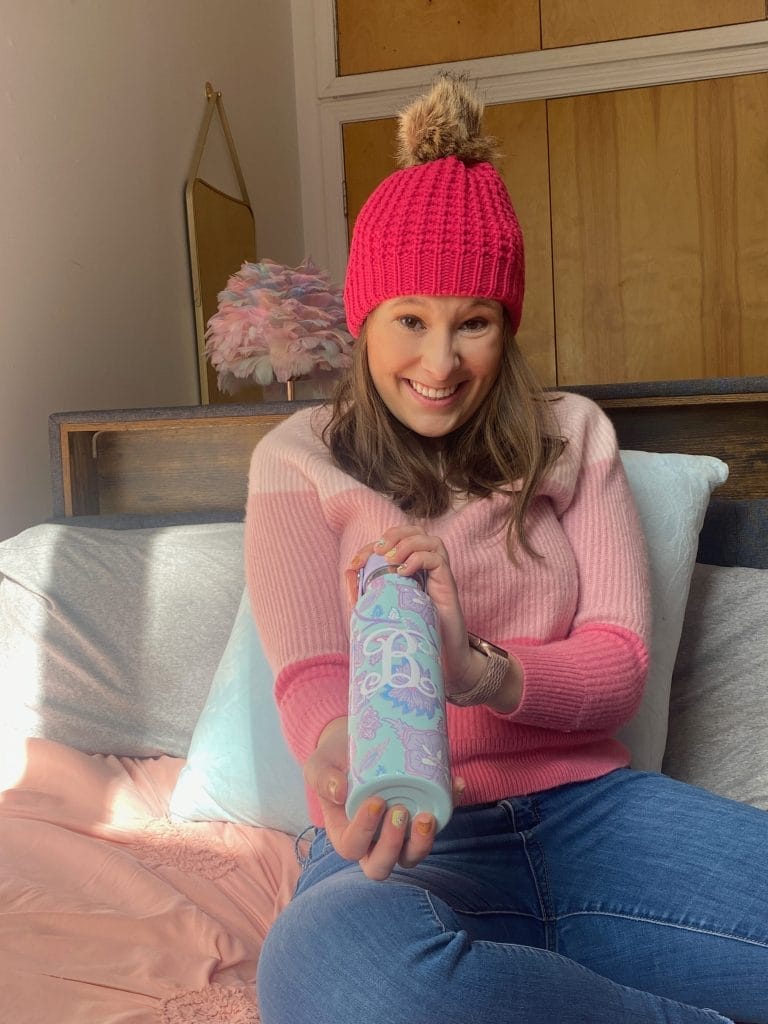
[461,317,490,332]
[397,315,425,331]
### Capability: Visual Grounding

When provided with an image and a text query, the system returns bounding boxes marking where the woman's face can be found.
[365,296,505,438]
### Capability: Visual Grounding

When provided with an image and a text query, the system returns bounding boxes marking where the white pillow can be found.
[617,451,728,770]
[0,522,244,756]
[170,450,728,833]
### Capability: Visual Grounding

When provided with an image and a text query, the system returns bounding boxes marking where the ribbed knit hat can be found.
[343,74,524,338]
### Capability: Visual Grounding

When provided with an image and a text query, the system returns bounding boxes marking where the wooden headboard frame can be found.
[49,377,768,519]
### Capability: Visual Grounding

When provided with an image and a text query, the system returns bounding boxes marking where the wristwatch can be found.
[446,632,510,707]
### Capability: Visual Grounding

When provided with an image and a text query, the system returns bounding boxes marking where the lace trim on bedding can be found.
[128,818,237,880]
[161,984,259,1023]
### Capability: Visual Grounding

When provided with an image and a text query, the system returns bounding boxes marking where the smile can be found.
[407,380,459,400]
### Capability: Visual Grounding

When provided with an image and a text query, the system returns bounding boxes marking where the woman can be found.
[247,75,768,1023]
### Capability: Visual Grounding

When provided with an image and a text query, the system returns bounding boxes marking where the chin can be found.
[405,413,469,439]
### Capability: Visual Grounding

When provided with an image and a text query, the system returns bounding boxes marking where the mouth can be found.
[406,379,461,400]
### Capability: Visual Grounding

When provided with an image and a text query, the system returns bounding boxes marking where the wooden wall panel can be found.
[548,72,768,386]
[335,0,540,76]
[541,0,765,49]
[342,100,556,384]
[485,101,555,385]
[342,116,399,241]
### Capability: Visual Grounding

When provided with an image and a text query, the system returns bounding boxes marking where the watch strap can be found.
[446,636,509,707]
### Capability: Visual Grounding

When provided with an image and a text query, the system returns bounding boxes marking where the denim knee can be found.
[257,871,460,1024]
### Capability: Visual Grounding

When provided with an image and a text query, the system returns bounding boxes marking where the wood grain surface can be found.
[548,72,768,385]
[335,0,540,76]
[541,0,765,49]
[50,387,768,517]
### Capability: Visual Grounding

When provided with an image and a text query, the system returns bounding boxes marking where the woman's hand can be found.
[303,717,454,881]
[347,526,477,694]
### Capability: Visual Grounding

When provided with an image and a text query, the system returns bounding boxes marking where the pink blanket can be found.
[0,737,301,1023]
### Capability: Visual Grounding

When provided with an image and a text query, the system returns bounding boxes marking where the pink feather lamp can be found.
[205,258,354,399]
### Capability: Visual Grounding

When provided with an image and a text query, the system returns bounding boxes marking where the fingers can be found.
[358,807,437,880]
[396,814,437,870]
[327,797,388,869]
[303,717,349,806]
[344,566,360,608]
[349,526,451,580]
[374,528,450,574]
[452,775,467,807]
[327,799,439,880]
[360,805,410,880]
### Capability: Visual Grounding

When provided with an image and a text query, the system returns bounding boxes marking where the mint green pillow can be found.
[169,589,308,835]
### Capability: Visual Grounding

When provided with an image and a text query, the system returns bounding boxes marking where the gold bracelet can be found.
[446,634,509,707]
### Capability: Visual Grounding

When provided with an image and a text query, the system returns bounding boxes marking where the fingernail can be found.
[396,563,408,574]
[367,798,385,818]
[374,538,387,548]
[391,808,408,829]
[385,548,398,559]
[415,817,434,836]
[328,778,339,801]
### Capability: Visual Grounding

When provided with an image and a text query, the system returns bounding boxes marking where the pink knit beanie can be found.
[343,75,524,338]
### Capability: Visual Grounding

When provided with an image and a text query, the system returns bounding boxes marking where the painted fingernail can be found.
[327,778,338,801]
[374,538,387,548]
[385,548,398,559]
[415,817,434,836]
[396,563,409,574]
[367,798,385,818]
[391,808,408,829]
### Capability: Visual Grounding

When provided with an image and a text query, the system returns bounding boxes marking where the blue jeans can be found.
[257,770,768,1023]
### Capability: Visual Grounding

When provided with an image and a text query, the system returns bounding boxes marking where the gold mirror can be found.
[186,83,262,404]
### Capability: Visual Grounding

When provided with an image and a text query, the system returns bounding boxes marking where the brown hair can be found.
[322,318,565,557]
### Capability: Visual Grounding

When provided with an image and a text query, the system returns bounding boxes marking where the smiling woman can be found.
[323,304,562,548]
[247,73,768,1024]
[365,295,504,437]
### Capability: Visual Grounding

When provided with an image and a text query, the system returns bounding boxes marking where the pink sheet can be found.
[0,737,301,1023]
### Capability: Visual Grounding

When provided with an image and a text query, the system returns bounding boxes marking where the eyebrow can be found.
[389,297,498,311]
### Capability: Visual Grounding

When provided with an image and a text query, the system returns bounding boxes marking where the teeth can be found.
[409,380,457,399]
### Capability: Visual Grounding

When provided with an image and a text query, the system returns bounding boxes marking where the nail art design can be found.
[391,808,408,829]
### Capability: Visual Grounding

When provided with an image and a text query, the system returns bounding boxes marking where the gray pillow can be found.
[0,522,244,756]
[662,563,768,809]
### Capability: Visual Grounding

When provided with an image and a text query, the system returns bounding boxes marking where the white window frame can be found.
[291,0,768,285]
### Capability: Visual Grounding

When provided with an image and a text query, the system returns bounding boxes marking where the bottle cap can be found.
[358,553,427,597]
[346,777,453,834]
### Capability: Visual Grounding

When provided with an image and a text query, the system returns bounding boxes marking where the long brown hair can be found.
[322,317,565,557]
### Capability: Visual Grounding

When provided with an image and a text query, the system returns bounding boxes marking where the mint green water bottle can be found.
[345,554,452,833]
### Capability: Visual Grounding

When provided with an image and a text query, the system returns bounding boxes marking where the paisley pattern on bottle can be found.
[348,574,451,791]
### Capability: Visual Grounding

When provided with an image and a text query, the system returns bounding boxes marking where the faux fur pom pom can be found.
[396,73,499,168]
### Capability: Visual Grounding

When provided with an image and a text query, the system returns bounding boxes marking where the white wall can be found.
[0,0,303,540]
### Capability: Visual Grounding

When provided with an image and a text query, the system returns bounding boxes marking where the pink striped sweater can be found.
[245,392,650,826]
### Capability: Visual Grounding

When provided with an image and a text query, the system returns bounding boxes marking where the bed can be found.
[1,376,767,1022]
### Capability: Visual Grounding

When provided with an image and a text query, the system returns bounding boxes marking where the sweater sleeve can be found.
[244,414,351,768]
[502,395,651,733]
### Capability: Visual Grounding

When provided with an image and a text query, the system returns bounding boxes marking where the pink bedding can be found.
[0,737,301,1023]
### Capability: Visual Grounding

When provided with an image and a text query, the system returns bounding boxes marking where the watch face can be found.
[468,632,508,660]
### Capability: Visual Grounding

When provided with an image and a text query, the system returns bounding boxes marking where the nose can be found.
[419,327,459,381]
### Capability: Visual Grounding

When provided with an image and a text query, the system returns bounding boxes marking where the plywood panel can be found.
[335,0,540,76]
[541,0,765,49]
[342,100,556,384]
[548,73,768,385]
